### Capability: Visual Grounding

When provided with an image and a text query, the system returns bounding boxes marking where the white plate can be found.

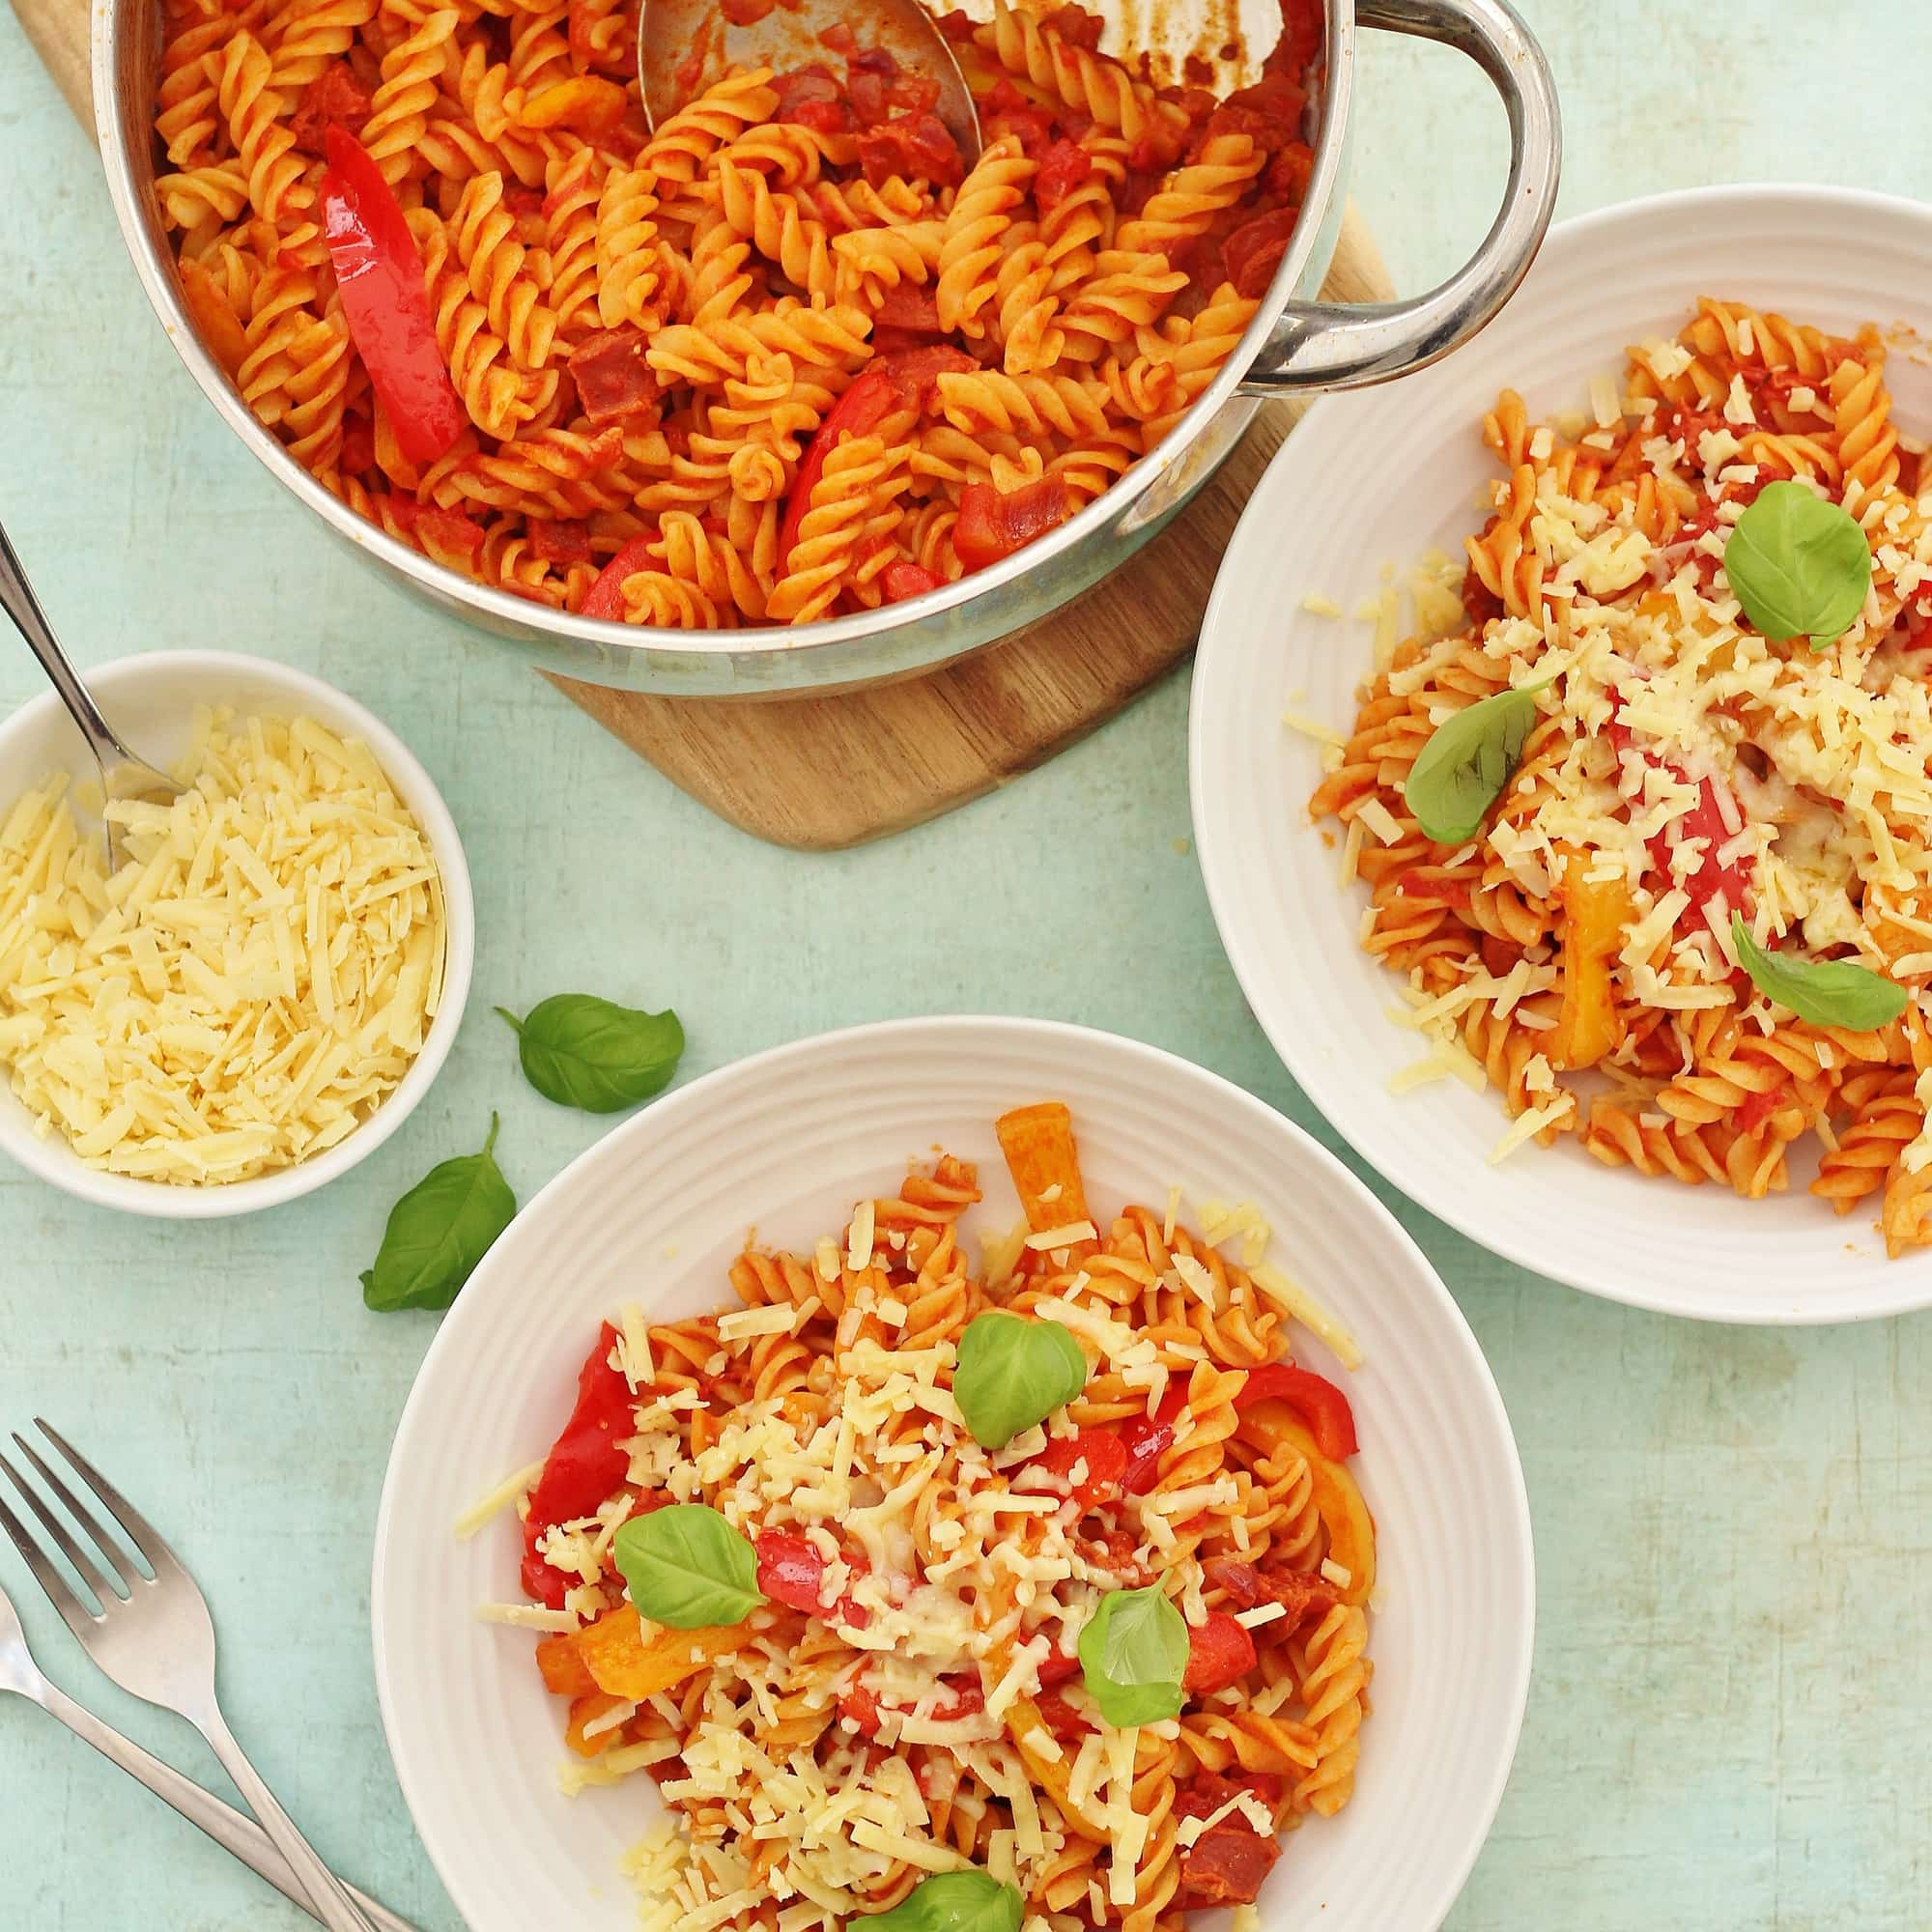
[0,651,472,1217]
[1191,185,1932,1325]
[372,1016,1532,1932]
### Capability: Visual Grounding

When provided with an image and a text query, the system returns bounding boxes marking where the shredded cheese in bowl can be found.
[0,704,446,1187]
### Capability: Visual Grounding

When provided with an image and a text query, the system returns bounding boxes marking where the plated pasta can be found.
[1311,298,1932,1253]
[495,1101,1376,1929]
[151,0,1321,627]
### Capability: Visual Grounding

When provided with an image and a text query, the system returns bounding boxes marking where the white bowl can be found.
[1190,184,1932,1325]
[371,1015,1533,1932]
[0,650,473,1217]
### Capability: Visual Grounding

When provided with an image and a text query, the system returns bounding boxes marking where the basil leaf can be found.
[952,1312,1088,1450]
[1723,480,1871,651]
[1402,682,1545,844]
[864,1870,1023,1932]
[1730,913,1906,1030]
[613,1504,764,1629]
[497,994,684,1113]
[360,1115,515,1313]
[1077,1585,1186,1729]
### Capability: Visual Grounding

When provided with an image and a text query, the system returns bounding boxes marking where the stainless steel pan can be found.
[94,0,1559,696]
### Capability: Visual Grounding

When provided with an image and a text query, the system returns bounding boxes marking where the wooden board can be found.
[21,0,1393,846]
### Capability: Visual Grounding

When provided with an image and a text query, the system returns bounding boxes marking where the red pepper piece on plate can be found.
[1234,1363,1358,1461]
[521,1322,638,1607]
[1181,1609,1258,1696]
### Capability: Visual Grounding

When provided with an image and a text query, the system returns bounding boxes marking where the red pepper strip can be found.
[933,1674,985,1721]
[779,369,900,567]
[579,533,659,621]
[1605,697,1751,926]
[1027,1427,1129,1508]
[1182,1610,1258,1696]
[1120,1388,1188,1495]
[1234,1364,1358,1461]
[521,1322,636,1606]
[320,127,465,466]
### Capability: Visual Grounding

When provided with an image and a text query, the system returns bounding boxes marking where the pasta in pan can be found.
[1311,298,1932,1254]
[486,1102,1376,1929]
[151,0,1323,628]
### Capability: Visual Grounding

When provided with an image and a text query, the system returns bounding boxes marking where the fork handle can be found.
[36,1680,418,1932]
[195,1707,388,1932]
[0,519,135,773]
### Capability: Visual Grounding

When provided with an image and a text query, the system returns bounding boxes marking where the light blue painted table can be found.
[2,5,1928,1926]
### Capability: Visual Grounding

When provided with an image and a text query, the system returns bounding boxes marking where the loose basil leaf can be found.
[497,994,684,1113]
[614,1503,764,1629]
[1402,682,1546,844]
[864,1870,1024,1932]
[1730,912,1906,1030]
[360,1115,515,1313]
[952,1312,1088,1450]
[1723,480,1871,651]
[1077,1584,1187,1729]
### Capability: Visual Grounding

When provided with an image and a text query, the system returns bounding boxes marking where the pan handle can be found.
[1237,0,1560,394]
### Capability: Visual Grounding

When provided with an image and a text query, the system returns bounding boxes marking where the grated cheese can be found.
[454,1459,544,1540]
[474,1603,580,1632]
[0,709,443,1184]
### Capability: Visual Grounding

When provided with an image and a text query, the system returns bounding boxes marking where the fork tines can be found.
[0,1421,161,1632]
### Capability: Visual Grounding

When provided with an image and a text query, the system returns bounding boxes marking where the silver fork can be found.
[0,1421,383,1932]
[0,1566,416,1930]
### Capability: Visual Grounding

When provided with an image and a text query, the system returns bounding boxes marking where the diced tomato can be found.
[290,63,373,156]
[320,128,467,465]
[1607,691,1752,925]
[568,327,663,426]
[1201,1556,1263,1607]
[580,532,660,621]
[521,1323,639,1607]
[881,344,977,408]
[529,518,592,565]
[933,1675,985,1721]
[791,97,853,139]
[817,24,857,55]
[1253,1565,1338,1633]
[981,79,1057,158]
[870,285,945,335]
[1034,136,1092,213]
[1028,1427,1129,1508]
[1179,1820,1282,1907]
[773,64,846,126]
[753,1531,826,1614]
[1120,1387,1188,1495]
[1222,206,1298,299]
[1265,0,1324,78]
[338,415,376,475]
[1042,3,1102,51]
[779,370,901,565]
[721,0,776,23]
[1392,868,1473,915]
[1235,1364,1358,1461]
[881,560,944,604]
[838,1681,882,1736]
[952,477,1073,574]
[1033,1689,1090,1744]
[1182,1611,1258,1697]
[414,505,487,561]
[1733,1082,1786,1135]
[856,112,964,189]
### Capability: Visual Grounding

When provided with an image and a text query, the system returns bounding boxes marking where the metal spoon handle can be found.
[0,518,133,769]
[31,1679,419,1932]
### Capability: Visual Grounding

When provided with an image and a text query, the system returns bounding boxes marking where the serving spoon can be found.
[638,0,981,164]
[0,519,183,868]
